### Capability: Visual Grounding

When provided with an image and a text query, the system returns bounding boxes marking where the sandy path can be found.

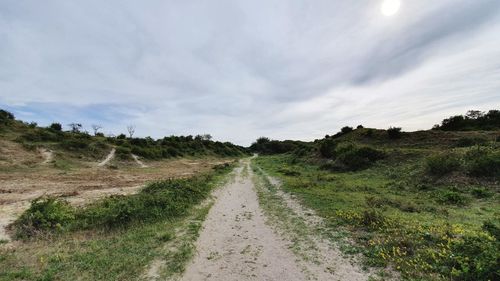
[97,148,115,167]
[132,154,148,168]
[180,161,307,281]
[39,148,53,164]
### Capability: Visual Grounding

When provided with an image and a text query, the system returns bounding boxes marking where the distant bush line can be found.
[433,109,500,131]
[0,108,248,160]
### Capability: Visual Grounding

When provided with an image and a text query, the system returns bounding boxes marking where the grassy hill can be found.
[253,110,499,281]
[0,109,248,168]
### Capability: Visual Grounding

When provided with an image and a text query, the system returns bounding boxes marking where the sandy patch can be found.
[97,148,115,167]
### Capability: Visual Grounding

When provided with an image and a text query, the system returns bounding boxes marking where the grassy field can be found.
[254,141,499,281]
[0,164,234,281]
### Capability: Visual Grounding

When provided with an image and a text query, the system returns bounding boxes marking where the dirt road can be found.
[179,160,369,281]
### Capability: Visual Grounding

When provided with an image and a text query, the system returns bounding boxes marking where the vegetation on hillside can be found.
[0,109,248,161]
[433,110,500,131]
[252,110,500,280]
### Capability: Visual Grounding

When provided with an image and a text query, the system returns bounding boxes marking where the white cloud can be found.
[1,0,499,145]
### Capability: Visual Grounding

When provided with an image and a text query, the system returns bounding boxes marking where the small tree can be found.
[49,123,62,131]
[68,123,82,133]
[341,126,354,134]
[127,125,136,138]
[0,109,14,121]
[201,134,212,141]
[466,110,484,120]
[91,124,102,136]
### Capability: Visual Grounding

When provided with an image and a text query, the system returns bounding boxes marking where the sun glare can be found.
[381,0,401,17]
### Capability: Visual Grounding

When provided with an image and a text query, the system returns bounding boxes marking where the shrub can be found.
[0,109,15,122]
[471,187,494,199]
[60,138,89,150]
[356,125,364,129]
[361,209,386,228]
[332,143,385,171]
[387,127,402,139]
[445,235,499,280]
[482,220,500,241]
[318,138,338,158]
[14,198,75,238]
[115,146,132,160]
[425,153,461,176]
[455,137,488,147]
[436,190,469,205]
[465,149,500,178]
[341,126,354,134]
[49,123,62,131]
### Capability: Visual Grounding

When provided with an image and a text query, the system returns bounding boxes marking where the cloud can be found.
[1,0,499,145]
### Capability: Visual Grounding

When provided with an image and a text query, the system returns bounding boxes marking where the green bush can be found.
[333,143,385,171]
[115,146,132,160]
[436,190,469,205]
[455,137,488,147]
[482,220,500,241]
[20,129,61,143]
[361,209,386,228]
[425,153,461,176]
[465,149,500,178]
[14,198,75,238]
[444,235,499,280]
[60,138,89,150]
[318,138,338,158]
[341,126,353,134]
[49,123,62,131]
[0,109,14,123]
[471,187,494,199]
[387,127,402,139]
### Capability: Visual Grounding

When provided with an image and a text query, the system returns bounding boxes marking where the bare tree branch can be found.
[127,125,136,138]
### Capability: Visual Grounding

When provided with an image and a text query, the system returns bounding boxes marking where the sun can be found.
[381,0,401,17]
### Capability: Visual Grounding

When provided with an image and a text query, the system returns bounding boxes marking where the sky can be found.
[1,0,499,145]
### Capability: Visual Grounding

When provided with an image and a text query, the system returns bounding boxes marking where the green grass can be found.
[254,153,499,281]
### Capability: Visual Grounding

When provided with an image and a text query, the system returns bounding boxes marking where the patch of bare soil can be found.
[132,154,148,168]
[97,148,115,167]
[0,154,234,241]
[39,148,53,164]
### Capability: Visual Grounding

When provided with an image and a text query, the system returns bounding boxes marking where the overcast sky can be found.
[1,0,499,145]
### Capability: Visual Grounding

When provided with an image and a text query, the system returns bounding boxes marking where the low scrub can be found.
[387,127,402,139]
[455,137,488,147]
[464,149,500,178]
[425,153,461,176]
[325,143,385,171]
[436,190,470,205]
[14,198,75,238]
[115,146,133,160]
